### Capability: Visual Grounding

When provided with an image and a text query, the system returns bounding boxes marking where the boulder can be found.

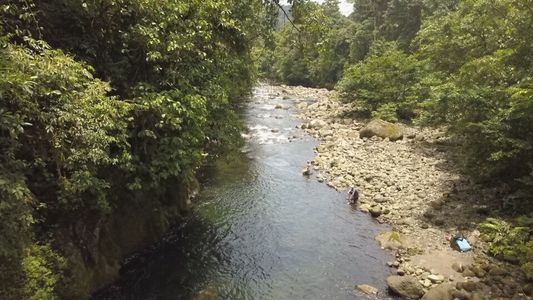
[359,119,403,141]
[459,281,483,293]
[470,265,486,278]
[359,203,371,213]
[387,275,425,299]
[462,268,476,277]
[355,284,378,295]
[376,231,407,250]
[369,206,383,217]
[309,119,327,129]
[422,283,455,300]
[488,266,507,276]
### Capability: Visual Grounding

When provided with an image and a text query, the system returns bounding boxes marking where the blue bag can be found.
[454,238,472,252]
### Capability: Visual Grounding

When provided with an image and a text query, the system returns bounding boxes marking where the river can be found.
[95,85,393,299]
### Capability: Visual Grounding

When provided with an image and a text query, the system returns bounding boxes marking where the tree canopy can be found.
[0,0,270,298]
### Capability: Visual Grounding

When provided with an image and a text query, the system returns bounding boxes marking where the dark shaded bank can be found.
[92,85,393,299]
[58,179,197,297]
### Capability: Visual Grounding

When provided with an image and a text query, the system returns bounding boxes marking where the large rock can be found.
[309,119,327,129]
[369,205,383,217]
[359,119,403,141]
[457,281,484,293]
[422,283,455,300]
[387,275,425,299]
[376,231,408,250]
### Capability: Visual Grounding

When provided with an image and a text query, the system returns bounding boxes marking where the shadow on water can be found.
[94,85,393,300]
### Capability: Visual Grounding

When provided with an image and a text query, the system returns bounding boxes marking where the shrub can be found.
[336,50,425,121]
[479,217,533,278]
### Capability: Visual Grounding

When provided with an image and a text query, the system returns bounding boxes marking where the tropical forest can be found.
[1,0,533,299]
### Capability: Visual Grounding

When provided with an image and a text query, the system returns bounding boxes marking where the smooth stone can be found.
[428,274,445,283]
[369,206,383,217]
[462,268,475,277]
[355,284,379,295]
[461,281,483,292]
[387,275,425,299]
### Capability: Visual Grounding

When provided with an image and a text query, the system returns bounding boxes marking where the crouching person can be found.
[347,187,359,204]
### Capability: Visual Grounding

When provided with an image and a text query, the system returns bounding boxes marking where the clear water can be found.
[96,85,393,300]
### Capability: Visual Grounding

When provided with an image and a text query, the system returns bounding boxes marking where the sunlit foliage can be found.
[1,0,268,297]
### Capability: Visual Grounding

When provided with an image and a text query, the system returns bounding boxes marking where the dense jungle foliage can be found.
[261,0,533,279]
[2,0,533,297]
[0,0,279,298]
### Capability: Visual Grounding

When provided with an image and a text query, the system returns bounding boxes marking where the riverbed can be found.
[94,84,393,299]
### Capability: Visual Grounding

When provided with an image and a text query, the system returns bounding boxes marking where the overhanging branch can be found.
[268,0,300,32]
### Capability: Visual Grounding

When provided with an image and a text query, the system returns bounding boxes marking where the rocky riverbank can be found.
[272,85,531,299]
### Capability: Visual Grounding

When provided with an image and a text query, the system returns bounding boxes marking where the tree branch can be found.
[268,0,300,32]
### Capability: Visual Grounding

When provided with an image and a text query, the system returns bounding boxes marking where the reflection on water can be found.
[95,85,393,300]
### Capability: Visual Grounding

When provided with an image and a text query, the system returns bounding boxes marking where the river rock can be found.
[459,281,483,292]
[428,274,445,283]
[356,284,379,295]
[397,269,406,276]
[488,266,507,276]
[309,119,327,129]
[376,231,407,250]
[423,279,432,288]
[359,203,371,213]
[470,291,487,300]
[297,102,308,109]
[451,290,470,300]
[359,119,403,142]
[462,268,475,277]
[374,195,389,203]
[470,265,486,278]
[387,275,425,299]
[422,283,455,300]
[369,206,383,217]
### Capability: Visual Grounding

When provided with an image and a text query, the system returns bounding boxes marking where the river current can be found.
[96,85,393,299]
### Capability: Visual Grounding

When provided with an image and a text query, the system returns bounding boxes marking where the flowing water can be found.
[97,85,393,300]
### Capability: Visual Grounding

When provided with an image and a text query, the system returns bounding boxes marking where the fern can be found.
[479,217,533,273]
